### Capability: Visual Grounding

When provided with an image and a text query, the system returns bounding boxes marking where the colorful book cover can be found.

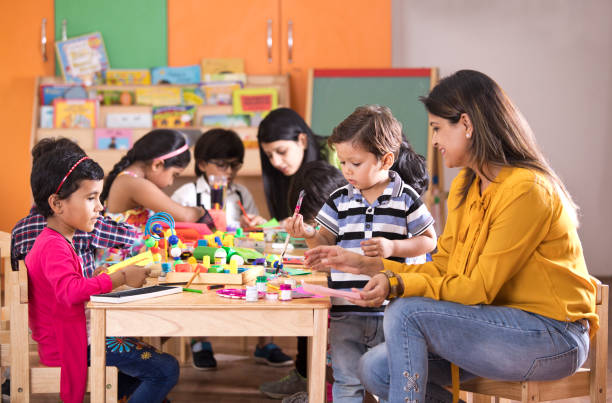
[203,72,247,83]
[55,32,110,85]
[53,99,97,129]
[201,58,244,75]
[151,65,201,84]
[135,87,183,106]
[106,113,152,128]
[97,90,135,106]
[153,106,195,128]
[39,106,54,128]
[95,128,133,149]
[202,81,242,105]
[201,114,250,128]
[182,87,205,105]
[39,84,87,105]
[105,69,151,85]
[233,87,278,126]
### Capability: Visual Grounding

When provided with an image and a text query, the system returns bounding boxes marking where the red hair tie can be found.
[55,156,90,194]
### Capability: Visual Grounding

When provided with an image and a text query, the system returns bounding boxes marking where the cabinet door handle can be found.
[61,19,67,41]
[41,18,47,62]
[267,19,273,63]
[287,20,293,64]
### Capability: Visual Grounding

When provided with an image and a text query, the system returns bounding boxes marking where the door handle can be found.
[61,19,67,41]
[287,20,293,64]
[267,19,273,63]
[41,18,47,62]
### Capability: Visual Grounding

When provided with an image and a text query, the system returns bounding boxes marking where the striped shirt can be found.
[11,208,138,278]
[316,171,434,313]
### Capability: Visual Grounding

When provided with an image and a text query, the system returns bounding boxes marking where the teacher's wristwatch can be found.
[381,270,400,299]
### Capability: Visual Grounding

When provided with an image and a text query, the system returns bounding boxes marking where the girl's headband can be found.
[55,156,90,194]
[155,143,189,162]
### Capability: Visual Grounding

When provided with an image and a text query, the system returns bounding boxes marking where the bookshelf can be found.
[32,75,291,178]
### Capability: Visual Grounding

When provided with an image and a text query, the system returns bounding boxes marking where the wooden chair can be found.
[8,261,118,402]
[461,278,608,403]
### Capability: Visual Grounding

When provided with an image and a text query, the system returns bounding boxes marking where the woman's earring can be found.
[466,132,471,138]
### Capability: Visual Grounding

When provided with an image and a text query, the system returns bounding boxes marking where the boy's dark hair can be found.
[193,129,244,176]
[288,161,348,223]
[329,105,403,160]
[257,108,325,220]
[101,129,190,204]
[31,138,104,217]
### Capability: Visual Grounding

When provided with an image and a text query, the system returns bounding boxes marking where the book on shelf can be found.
[39,84,87,105]
[135,87,183,106]
[39,106,54,128]
[97,90,135,106]
[153,105,195,128]
[90,285,182,304]
[106,112,152,128]
[204,72,247,83]
[151,65,201,84]
[201,114,250,128]
[233,87,278,126]
[201,58,244,76]
[182,87,205,105]
[104,69,151,85]
[55,32,109,85]
[95,128,133,150]
[201,81,242,105]
[53,99,97,129]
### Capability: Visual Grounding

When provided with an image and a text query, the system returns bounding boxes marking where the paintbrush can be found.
[280,190,306,260]
[185,266,201,289]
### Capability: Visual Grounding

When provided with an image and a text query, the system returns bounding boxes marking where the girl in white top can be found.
[172,129,264,229]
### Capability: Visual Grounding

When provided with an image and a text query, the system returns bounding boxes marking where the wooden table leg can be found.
[91,309,106,403]
[308,308,328,403]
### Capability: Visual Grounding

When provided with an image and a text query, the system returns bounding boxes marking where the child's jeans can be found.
[88,337,180,403]
[358,297,590,403]
[329,313,385,403]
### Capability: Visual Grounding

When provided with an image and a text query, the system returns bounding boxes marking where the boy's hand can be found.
[123,265,151,288]
[361,237,395,258]
[284,214,316,239]
[349,273,389,308]
[240,214,267,228]
[92,264,108,277]
[305,245,382,276]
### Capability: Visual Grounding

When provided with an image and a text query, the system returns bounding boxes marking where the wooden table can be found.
[88,288,330,402]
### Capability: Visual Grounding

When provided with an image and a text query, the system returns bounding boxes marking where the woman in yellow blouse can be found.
[305,70,598,403]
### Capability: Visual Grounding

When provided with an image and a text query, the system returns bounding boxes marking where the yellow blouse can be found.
[384,167,599,333]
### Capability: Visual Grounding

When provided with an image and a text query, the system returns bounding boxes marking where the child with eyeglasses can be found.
[172,128,265,229]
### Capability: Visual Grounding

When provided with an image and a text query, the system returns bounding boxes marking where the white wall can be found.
[392,0,612,276]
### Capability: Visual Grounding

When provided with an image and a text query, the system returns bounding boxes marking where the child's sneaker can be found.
[282,391,309,403]
[259,369,307,399]
[191,341,217,370]
[254,343,294,367]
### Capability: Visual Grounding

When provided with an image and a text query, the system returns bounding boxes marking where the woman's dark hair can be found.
[288,161,348,223]
[193,129,244,176]
[31,138,104,217]
[329,105,403,160]
[257,108,325,219]
[392,140,429,196]
[101,129,190,204]
[420,69,577,221]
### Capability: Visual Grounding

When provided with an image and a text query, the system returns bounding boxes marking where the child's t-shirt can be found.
[171,175,259,229]
[316,170,434,314]
[26,227,112,403]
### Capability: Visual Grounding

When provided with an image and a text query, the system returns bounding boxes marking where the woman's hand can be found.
[348,273,389,308]
[361,237,395,258]
[305,245,384,276]
[240,214,267,228]
[284,214,316,239]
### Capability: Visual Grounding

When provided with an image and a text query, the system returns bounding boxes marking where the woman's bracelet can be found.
[381,270,400,299]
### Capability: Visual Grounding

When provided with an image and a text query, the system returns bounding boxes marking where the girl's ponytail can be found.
[100,149,134,204]
[392,140,429,196]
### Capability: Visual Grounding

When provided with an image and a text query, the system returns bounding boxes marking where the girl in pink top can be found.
[25,138,179,403]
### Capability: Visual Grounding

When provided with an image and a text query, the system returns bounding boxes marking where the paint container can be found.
[256,276,267,293]
[284,278,297,288]
[245,285,259,302]
[279,284,292,301]
[265,292,279,301]
[214,248,227,265]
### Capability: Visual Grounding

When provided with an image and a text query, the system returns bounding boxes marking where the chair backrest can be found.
[587,278,608,402]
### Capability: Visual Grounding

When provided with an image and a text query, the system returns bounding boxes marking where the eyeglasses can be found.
[207,159,243,171]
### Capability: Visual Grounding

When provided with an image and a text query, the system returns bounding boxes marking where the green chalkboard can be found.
[309,69,436,158]
[55,0,167,73]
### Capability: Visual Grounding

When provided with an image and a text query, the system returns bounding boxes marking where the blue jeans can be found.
[329,314,385,403]
[89,337,180,403]
[359,297,589,403]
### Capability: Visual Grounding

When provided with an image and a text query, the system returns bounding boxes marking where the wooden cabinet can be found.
[168,0,391,118]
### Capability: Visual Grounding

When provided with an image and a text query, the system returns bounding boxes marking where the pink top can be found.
[26,228,113,403]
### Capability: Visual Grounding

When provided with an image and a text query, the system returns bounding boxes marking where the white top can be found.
[171,176,259,229]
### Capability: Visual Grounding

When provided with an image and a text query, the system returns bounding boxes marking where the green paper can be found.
[257,218,280,228]
[283,268,311,276]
